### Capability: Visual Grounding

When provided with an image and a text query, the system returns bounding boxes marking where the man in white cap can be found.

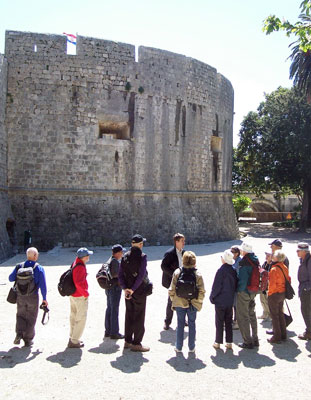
[236,242,260,349]
[296,242,311,340]
[68,247,93,348]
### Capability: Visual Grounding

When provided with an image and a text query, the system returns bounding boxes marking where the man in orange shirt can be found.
[68,247,93,348]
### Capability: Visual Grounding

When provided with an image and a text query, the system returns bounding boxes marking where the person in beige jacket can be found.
[168,251,205,353]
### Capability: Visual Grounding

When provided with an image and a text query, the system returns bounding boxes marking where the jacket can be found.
[72,257,89,297]
[298,253,311,296]
[237,253,259,293]
[161,247,184,288]
[168,265,205,311]
[268,262,290,296]
[9,260,47,300]
[210,263,238,308]
[118,246,147,295]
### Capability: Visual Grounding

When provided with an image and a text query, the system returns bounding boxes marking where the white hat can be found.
[222,249,234,265]
[241,242,253,253]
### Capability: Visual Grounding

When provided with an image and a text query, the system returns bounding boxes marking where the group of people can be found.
[7,233,311,355]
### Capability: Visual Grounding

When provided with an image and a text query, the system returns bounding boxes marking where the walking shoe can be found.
[110,333,125,340]
[124,342,132,349]
[188,348,196,353]
[257,314,268,319]
[104,332,110,338]
[13,334,22,345]
[131,344,150,352]
[267,338,281,344]
[213,343,221,349]
[232,322,239,330]
[163,323,170,330]
[238,342,254,349]
[225,343,232,349]
[298,332,311,340]
[174,347,182,353]
[266,330,274,335]
[67,340,84,348]
[253,339,259,347]
[23,340,34,347]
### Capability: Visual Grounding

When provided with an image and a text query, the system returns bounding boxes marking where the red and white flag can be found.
[63,32,76,45]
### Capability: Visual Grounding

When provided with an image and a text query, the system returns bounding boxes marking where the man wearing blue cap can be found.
[104,244,125,340]
[68,247,93,348]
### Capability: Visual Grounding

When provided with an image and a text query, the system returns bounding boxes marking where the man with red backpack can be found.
[236,242,259,349]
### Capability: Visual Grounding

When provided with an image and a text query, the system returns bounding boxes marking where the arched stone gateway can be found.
[0,31,238,251]
[251,199,279,213]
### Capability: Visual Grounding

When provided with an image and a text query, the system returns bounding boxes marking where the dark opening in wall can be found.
[115,151,119,162]
[6,219,16,246]
[99,122,130,140]
[181,106,186,137]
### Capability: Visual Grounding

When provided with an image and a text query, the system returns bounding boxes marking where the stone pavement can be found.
[0,224,311,400]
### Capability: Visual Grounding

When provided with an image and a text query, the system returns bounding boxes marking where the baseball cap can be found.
[131,234,146,244]
[269,239,283,247]
[112,244,126,253]
[77,247,94,258]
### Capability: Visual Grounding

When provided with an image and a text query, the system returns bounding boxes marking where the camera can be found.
[40,304,49,312]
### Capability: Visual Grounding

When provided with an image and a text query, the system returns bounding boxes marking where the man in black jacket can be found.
[161,233,185,330]
[297,242,311,340]
[118,234,150,352]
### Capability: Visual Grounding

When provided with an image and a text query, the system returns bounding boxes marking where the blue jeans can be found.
[105,285,122,335]
[175,305,197,351]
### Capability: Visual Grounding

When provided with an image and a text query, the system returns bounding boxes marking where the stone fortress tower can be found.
[0,30,238,258]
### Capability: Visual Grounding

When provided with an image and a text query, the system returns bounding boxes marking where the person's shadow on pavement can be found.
[210,348,241,369]
[270,339,301,362]
[0,346,41,368]
[88,340,120,355]
[110,350,149,373]
[46,348,82,368]
[166,352,206,372]
[238,348,275,369]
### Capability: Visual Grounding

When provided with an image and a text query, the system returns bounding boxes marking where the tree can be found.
[234,87,311,231]
[232,195,252,219]
[263,1,311,99]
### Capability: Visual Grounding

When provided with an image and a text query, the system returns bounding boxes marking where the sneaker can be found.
[104,332,110,338]
[188,348,196,353]
[238,342,254,349]
[110,333,125,340]
[253,339,259,347]
[23,340,34,347]
[257,314,268,319]
[213,343,220,349]
[225,343,232,349]
[13,334,22,345]
[266,330,274,335]
[131,344,150,352]
[163,323,170,331]
[232,322,239,330]
[298,332,311,340]
[68,340,84,348]
[124,342,132,349]
[267,337,281,344]
[174,347,182,353]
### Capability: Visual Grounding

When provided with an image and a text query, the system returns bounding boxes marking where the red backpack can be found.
[247,257,261,293]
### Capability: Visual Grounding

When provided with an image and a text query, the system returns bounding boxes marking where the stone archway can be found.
[250,199,279,212]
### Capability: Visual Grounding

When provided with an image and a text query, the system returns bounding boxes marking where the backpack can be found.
[247,258,261,293]
[15,262,38,296]
[96,258,119,290]
[175,267,198,300]
[58,263,81,296]
[259,267,269,292]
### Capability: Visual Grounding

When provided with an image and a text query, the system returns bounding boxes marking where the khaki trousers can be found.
[70,296,88,344]
[259,291,270,318]
[236,291,258,345]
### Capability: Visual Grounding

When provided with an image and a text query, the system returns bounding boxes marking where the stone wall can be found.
[0,54,14,260]
[3,30,238,250]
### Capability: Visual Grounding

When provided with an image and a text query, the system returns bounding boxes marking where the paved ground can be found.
[0,223,311,400]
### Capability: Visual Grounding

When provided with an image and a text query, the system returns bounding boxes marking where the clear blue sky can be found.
[0,0,301,145]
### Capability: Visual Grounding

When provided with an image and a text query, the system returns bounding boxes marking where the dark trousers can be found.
[300,289,311,333]
[124,294,147,345]
[215,306,233,344]
[105,286,122,335]
[16,293,39,341]
[268,292,286,340]
[165,295,174,325]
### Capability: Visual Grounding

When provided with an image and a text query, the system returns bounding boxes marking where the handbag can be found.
[7,285,17,304]
[283,300,293,327]
[275,265,295,300]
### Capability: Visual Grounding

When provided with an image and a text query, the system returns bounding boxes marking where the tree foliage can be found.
[232,195,252,218]
[234,87,311,230]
